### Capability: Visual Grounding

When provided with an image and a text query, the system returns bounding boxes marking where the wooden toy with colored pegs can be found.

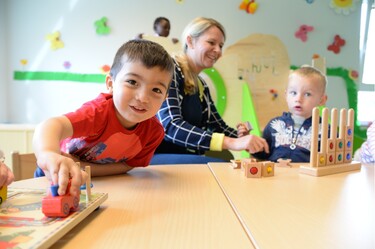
[299,107,361,176]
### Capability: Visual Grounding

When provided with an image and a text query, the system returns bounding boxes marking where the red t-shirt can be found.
[61,93,164,167]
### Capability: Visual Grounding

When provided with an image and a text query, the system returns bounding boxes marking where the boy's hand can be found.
[37,152,88,196]
[0,162,14,187]
[246,135,269,154]
[236,135,269,154]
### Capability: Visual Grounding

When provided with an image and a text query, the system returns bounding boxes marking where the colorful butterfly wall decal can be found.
[94,17,111,35]
[46,31,64,51]
[295,25,314,42]
[327,35,346,54]
[239,0,258,14]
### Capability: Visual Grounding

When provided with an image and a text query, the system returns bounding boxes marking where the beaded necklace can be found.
[290,115,305,150]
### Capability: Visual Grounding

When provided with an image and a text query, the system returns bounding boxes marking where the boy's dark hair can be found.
[153,17,170,32]
[110,39,174,81]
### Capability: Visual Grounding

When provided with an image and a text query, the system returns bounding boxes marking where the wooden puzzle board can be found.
[0,188,108,249]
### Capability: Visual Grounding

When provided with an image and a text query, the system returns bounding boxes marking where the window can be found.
[359,1,375,125]
[361,1,375,84]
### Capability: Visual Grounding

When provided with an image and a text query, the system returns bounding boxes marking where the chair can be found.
[11,151,37,181]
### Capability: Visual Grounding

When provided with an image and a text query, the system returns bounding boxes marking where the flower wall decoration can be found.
[63,61,71,70]
[349,69,358,81]
[100,64,111,74]
[20,59,28,66]
[329,0,360,15]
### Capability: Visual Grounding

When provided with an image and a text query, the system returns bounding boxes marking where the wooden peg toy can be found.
[299,107,361,176]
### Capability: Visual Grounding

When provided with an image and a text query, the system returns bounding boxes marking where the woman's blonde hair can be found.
[174,17,225,95]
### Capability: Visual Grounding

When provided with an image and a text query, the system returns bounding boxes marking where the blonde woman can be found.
[151,17,268,164]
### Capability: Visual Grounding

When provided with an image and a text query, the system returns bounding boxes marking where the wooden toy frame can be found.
[299,107,361,176]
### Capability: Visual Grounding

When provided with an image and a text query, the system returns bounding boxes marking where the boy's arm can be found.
[82,162,133,176]
[61,153,133,176]
[33,116,87,196]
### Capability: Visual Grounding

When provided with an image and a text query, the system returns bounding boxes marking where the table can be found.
[10,165,254,249]
[208,163,375,249]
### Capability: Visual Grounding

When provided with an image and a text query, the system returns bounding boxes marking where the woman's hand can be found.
[223,134,269,154]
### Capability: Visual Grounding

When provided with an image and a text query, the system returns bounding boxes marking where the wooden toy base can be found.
[299,161,361,176]
[1,188,108,248]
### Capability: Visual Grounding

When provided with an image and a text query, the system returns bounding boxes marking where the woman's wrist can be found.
[210,133,225,151]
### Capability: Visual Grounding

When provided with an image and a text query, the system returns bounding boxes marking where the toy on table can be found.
[236,121,253,134]
[230,159,242,169]
[233,158,275,178]
[42,179,80,217]
[277,158,292,167]
[299,107,361,176]
[84,165,92,202]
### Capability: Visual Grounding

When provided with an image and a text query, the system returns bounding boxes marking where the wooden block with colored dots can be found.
[326,152,336,165]
[344,151,352,163]
[261,161,275,177]
[317,152,326,166]
[243,162,262,178]
[345,139,353,151]
[345,126,353,140]
[335,152,344,164]
[335,139,344,152]
[327,139,336,153]
[241,158,257,171]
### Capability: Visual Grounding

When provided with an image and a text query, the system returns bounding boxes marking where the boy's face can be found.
[106,60,171,129]
[155,19,170,37]
[285,74,327,119]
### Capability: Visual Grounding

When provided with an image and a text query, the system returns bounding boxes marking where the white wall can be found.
[0,0,362,124]
[0,0,8,121]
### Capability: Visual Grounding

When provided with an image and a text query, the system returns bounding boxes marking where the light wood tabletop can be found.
[10,164,254,249]
[208,162,375,249]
